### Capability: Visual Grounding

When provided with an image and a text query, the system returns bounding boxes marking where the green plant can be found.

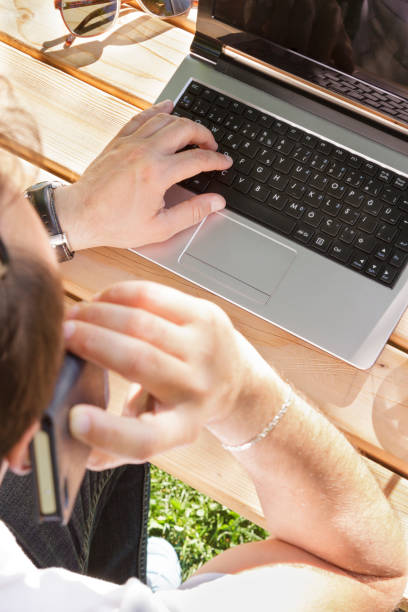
[148,465,269,581]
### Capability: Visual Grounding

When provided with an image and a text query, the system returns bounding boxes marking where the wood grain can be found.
[0,0,193,106]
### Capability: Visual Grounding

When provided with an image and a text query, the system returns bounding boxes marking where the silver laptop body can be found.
[135,0,408,369]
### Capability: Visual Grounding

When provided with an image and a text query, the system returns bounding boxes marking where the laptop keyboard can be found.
[173,80,408,288]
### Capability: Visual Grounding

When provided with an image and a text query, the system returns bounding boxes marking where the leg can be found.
[0,463,150,583]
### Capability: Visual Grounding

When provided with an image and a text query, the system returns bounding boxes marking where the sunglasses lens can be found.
[61,1,118,37]
[140,0,191,17]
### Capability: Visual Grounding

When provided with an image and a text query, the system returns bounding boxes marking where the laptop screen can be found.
[206,0,408,126]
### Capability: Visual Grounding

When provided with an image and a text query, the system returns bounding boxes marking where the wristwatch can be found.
[24,181,75,263]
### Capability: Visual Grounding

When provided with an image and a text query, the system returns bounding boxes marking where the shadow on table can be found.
[40,12,171,69]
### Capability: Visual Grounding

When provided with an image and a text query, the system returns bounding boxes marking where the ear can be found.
[6,421,39,475]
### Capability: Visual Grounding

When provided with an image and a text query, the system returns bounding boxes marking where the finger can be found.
[70,404,200,463]
[151,117,217,154]
[64,320,190,400]
[132,112,178,139]
[117,100,173,137]
[164,148,232,186]
[67,301,189,359]
[152,192,226,240]
[89,281,202,325]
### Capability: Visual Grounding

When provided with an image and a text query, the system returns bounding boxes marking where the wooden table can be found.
[2,2,408,544]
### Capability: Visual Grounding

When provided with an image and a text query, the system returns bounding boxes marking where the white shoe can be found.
[146,537,182,592]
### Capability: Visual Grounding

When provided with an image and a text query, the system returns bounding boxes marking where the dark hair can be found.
[0,246,64,459]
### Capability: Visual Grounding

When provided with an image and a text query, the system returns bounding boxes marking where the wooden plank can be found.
[4,46,408,471]
[0,0,193,107]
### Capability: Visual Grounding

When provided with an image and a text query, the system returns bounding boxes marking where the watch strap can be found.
[25,182,74,263]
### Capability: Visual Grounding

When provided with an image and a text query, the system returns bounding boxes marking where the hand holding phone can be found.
[30,353,107,525]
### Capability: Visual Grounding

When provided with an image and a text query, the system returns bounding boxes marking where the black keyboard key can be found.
[273,155,294,174]
[187,82,203,95]
[304,209,324,228]
[274,137,294,156]
[259,113,273,129]
[381,188,399,205]
[207,108,227,124]
[256,148,276,166]
[362,161,378,176]
[362,197,382,216]
[333,147,347,161]
[209,125,225,141]
[399,194,408,213]
[330,242,352,263]
[327,161,347,180]
[363,179,383,197]
[377,169,393,183]
[268,172,289,192]
[294,225,314,243]
[339,206,359,225]
[312,234,330,251]
[344,188,364,208]
[288,181,306,199]
[374,244,392,261]
[357,214,377,234]
[257,130,277,148]
[381,206,400,225]
[223,114,242,132]
[217,168,236,186]
[365,262,381,278]
[292,145,312,164]
[286,201,306,219]
[244,108,259,122]
[233,176,252,194]
[393,176,408,190]
[321,217,341,237]
[222,133,242,150]
[191,99,210,116]
[376,223,398,243]
[239,140,259,158]
[241,122,260,140]
[390,249,406,267]
[301,133,317,148]
[230,100,245,114]
[395,231,408,251]
[202,87,217,102]
[309,173,329,191]
[206,181,296,235]
[292,164,311,183]
[327,181,346,199]
[347,154,362,168]
[267,191,288,211]
[316,141,333,155]
[380,266,398,284]
[273,120,288,135]
[178,92,195,109]
[287,127,302,141]
[236,156,254,175]
[355,234,376,253]
[310,153,329,172]
[322,197,342,216]
[250,183,270,202]
[215,94,231,108]
[351,253,368,270]
[345,171,365,188]
[339,226,357,244]
[251,164,272,183]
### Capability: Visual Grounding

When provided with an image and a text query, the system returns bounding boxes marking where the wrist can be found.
[54,183,88,252]
[208,366,289,449]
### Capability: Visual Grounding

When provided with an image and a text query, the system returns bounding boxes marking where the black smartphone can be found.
[30,352,108,525]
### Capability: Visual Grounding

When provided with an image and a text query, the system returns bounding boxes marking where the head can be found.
[0,81,65,481]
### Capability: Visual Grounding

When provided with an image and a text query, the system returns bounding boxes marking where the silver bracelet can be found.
[221,388,293,453]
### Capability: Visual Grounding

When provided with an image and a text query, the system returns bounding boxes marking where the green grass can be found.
[148,465,269,581]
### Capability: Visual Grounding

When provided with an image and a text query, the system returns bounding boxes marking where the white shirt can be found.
[0,520,259,612]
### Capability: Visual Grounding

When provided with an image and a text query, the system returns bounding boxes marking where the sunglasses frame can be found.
[0,237,9,280]
[55,0,192,46]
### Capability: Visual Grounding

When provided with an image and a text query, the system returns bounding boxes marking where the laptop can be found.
[135,0,408,369]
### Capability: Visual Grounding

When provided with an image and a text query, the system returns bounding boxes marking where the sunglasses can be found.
[0,237,9,280]
[55,0,193,46]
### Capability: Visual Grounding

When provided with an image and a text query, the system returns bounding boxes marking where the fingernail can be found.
[63,320,76,340]
[70,408,91,437]
[211,197,226,212]
[225,154,233,163]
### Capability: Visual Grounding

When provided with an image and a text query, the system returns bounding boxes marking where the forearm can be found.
[208,370,407,579]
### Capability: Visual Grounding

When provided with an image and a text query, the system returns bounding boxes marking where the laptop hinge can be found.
[190,33,221,65]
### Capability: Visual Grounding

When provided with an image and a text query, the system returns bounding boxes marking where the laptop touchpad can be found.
[179,213,297,305]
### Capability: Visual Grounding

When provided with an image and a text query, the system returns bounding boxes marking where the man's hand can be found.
[54,100,232,251]
[64,281,271,467]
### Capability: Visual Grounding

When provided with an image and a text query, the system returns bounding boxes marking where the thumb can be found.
[70,404,200,462]
[154,192,226,239]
